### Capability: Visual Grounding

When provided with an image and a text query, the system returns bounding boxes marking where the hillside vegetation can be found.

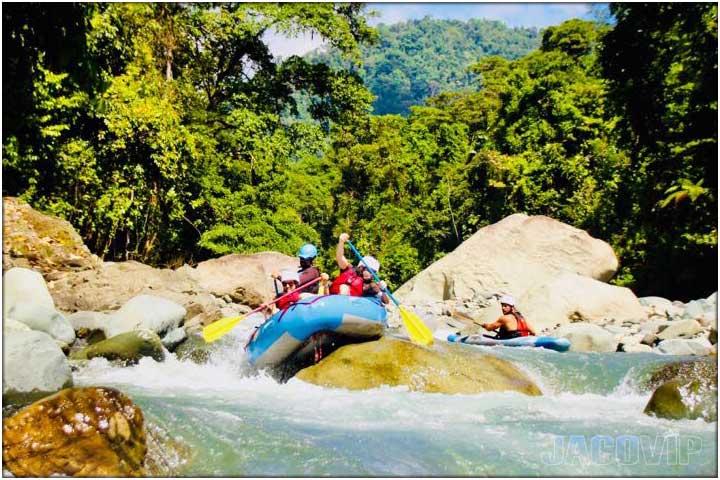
[307,17,540,115]
[3,4,716,299]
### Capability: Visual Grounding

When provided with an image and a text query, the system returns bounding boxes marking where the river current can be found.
[72,326,717,476]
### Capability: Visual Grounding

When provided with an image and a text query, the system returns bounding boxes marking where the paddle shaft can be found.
[345,240,400,306]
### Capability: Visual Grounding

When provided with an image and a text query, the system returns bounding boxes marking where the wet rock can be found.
[2,197,101,274]
[2,387,146,476]
[69,330,165,363]
[296,336,542,396]
[104,294,186,338]
[3,330,73,400]
[174,333,216,364]
[655,338,713,356]
[643,359,717,391]
[553,323,617,352]
[161,327,187,351]
[644,380,716,422]
[396,214,617,304]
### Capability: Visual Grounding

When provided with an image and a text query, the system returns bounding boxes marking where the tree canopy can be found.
[3,3,717,299]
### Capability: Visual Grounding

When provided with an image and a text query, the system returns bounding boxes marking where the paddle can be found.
[202,276,322,343]
[345,240,434,346]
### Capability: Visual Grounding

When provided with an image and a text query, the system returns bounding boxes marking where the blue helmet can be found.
[298,243,318,260]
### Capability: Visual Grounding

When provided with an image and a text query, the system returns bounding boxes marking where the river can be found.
[72,328,717,476]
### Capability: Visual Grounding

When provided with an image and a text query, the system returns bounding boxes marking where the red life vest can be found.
[276,290,300,311]
[514,314,531,337]
[329,267,364,296]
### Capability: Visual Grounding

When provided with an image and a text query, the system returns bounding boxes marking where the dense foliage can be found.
[3,3,717,299]
[308,17,540,115]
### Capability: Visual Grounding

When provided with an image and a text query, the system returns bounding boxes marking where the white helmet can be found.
[358,255,380,272]
[280,270,299,283]
[499,294,515,306]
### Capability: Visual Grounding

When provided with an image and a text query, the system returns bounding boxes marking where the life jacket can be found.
[496,313,531,339]
[298,266,320,294]
[329,267,364,296]
[276,290,300,311]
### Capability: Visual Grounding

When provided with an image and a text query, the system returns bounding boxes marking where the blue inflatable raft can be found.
[447,333,571,352]
[246,295,387,368]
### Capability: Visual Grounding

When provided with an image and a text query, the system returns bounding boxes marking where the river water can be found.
[72,328,717,476]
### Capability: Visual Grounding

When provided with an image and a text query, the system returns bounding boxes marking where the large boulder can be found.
[644,379,716,422]
[508,273,645,332]
[3,331,73,399]
[395,214,617,304]
[553,323,617,352]
[655,338,713,356]
[2,387,147,477]
[69,330,165,363]
[656,319,703,341]
[103,294,186,339]
[185,252,298,307]
[295,336,542,395]
[2,197,100,273]
[3,267,55,313]
[47,260,210,313]
[7,303,76,345]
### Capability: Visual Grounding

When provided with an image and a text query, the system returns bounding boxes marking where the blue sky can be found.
[266,3,600,58]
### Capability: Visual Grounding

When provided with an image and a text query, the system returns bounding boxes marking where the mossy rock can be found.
[642,359,717,391]
[174,333,217,364]
[296,336,542,395]
[644,379,717,422]
[2,387,147,477]
[69,329,165,363]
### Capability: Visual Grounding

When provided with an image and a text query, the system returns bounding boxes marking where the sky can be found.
[265,3,598,59]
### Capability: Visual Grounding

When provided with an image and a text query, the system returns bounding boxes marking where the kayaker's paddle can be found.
[202,276,322,343]
[345,240,434,346]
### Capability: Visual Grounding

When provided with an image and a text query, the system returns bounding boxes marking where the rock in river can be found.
[70,330,165,363]
[2,387,147,477]
[296,336,541,395]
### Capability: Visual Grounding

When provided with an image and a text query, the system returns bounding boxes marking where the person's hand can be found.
[339,232,350,243]
[320,272,330,282]
[378,280,387,291]
[270,271,280,280]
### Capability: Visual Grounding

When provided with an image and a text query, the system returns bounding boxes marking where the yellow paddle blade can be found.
[202,314,247,343]
[399,306,434,346]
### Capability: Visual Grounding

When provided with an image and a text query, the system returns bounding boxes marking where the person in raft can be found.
[263,270,301,318]
[329,232,390,305]
[479,294,537,339]
[271,243,330,296]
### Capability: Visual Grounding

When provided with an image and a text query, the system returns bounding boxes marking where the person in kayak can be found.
[480,294,536,339]
[330,232,389,305]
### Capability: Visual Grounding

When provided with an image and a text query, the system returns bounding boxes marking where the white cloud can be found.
[263,28,328,60]
[368,3,594,29]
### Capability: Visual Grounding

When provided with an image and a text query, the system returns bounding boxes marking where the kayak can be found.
[447,333,571,352]
[246,294,387,368]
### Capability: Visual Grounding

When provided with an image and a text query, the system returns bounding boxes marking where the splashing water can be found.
[72,331,717,476]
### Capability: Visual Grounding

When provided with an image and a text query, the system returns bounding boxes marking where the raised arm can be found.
[336,232,350,270]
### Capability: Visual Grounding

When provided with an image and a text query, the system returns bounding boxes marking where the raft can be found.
[246,294,387,368]
[447,333,571,352]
